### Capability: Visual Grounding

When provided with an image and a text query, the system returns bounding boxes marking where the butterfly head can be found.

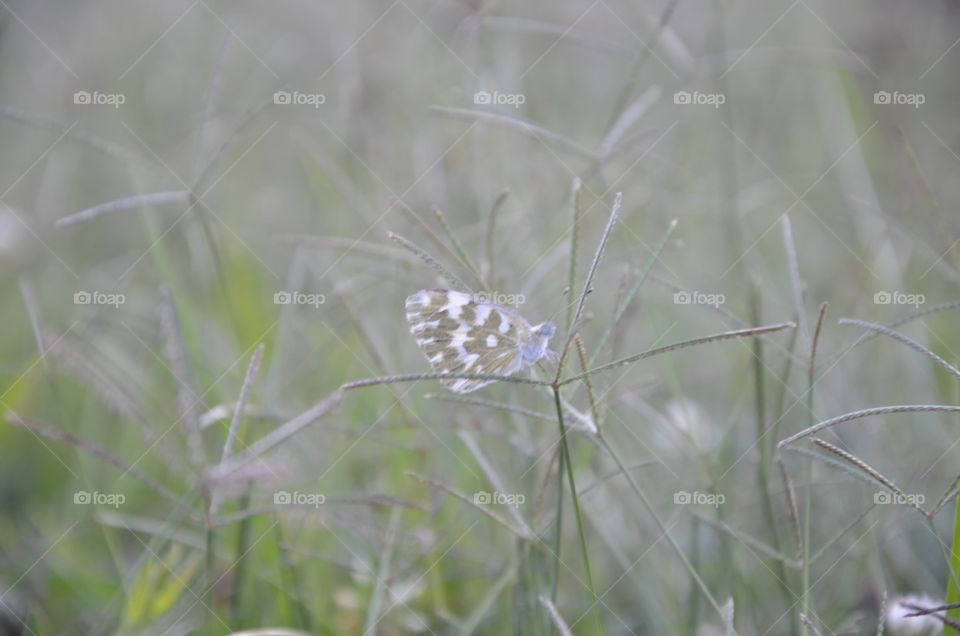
[521,321,557,365]
[533,321,555,339]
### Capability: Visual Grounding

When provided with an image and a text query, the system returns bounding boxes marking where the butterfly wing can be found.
[405,289,530,393]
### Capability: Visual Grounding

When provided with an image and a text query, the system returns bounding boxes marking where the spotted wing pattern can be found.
[405,289,530,393]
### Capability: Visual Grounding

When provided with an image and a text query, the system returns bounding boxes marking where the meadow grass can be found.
[3,2,960,635]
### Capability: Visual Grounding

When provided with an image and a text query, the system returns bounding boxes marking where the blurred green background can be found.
[2,0,960,634]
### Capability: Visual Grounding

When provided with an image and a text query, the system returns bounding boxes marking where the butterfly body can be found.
[405,289,556,393]
[521,321,557,365]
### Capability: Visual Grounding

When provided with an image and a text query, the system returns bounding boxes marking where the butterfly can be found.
[405,289,558,393]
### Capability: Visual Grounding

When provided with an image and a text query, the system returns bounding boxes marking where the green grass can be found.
[3,2,960,634]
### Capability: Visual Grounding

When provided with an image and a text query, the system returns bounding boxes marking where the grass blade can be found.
[570,192,621,332]
[552,387,604,635]
[484,189,510,286]
[343,372,549,391]
[220,344,264,463]
[407,472,534,541]
[596,435,724,618]
[4,412,181,505]
[589,218,677,367]
[56,190,193,228]
[428,105,598,161]
[158,287,205,473]
[693,513,800,568]
[574,335,601,430]
[388,231,472,292]
[778,405,960,448]
[424,393,554,421]
[538,595,574,636]
[362,508,401,635]
[433,206,487,289]
[811,438,929,517]
[565,178,583,331]
[562,322,796,385]
[839,318,960,383]
[209,390,343,480]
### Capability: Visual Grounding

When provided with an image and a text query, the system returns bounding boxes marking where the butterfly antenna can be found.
[538,287,584,335]
[550,286,595,333]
